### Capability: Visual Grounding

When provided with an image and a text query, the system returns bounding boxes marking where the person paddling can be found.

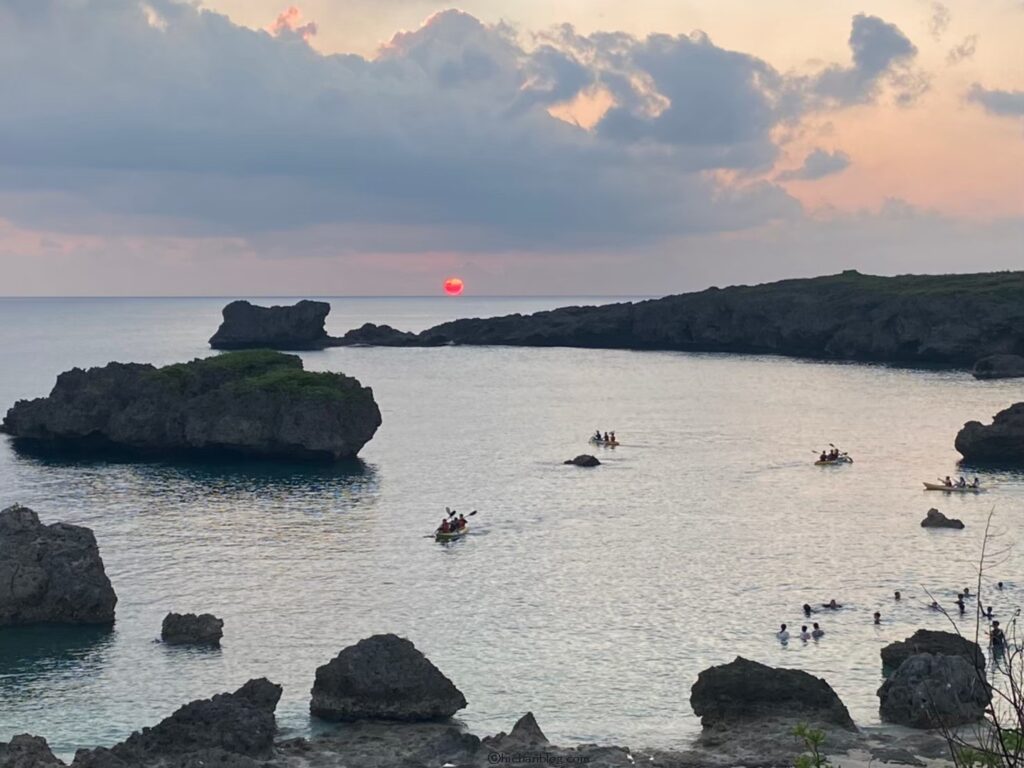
[457,514,467,530]
[439,518,451,534]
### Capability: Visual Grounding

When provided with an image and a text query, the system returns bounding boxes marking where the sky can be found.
[0,0,1022,296]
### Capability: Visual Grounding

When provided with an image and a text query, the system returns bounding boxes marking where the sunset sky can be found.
[1,0,1022,295]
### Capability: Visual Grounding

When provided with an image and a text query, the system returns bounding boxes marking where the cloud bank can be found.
[777,149,851,181]
[0,0,933,257]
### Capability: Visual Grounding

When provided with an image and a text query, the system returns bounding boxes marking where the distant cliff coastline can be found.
[336,270,1024,367]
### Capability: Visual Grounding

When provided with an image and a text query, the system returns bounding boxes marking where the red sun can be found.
[443,277,465,296]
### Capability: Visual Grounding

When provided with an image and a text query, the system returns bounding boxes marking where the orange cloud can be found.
[266,6,317,42]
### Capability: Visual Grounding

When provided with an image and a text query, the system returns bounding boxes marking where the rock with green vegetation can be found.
[1,350,381,461]
[335,270,1024,366]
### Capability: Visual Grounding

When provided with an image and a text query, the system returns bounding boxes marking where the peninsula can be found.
[335,270,1024,367]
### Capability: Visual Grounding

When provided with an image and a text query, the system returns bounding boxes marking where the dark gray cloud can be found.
[0,1,921,254]
[777,149,850,181]
[809,14,926,106]
[968,84,1024,117]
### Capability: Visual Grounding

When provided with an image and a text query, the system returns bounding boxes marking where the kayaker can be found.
[799,625,811,641]
[972,477,980,488]
[811,623,825,639]
[819,451,828,462]
[609,431,616,443]
[991,621,1006,650]
[944,476,953,487]
[777,624,790,642]
[957,476,967,488]
[439,519,451,534]
[457,514,467,530]
[603,432,610,442]
[594,430,602,441]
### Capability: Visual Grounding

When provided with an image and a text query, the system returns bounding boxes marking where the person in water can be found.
[811,623,825,639]
[930,601,941,611]
[991,621,1006,650]
[873,611,881,625]
[963,586,972,597]
[803,603,813,617]
[984,606,994,619]
[800,625,811,641]
[777,624,790,642]
[823,599,841,609]
[998,581,1004,590]
[894,591,901,601]
[956,597,966,614]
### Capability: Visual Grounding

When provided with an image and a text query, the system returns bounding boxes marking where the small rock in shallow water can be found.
[564,454,600,467]
[920,508,964,529]
[161,612,224,646]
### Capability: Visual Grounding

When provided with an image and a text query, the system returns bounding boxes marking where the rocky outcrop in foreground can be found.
[1,659,957,768]
[564,454,600,467]
[161,612,223,646]
[333,270,1024,367]
[878,653,991,728]
[0,504,116,628]
[210,300,336,350]
[956,403,1024,464]
[921,508,964,529]
[690,656,855,730]
[881,629,985,672]
[2,350,381,461]
[310,634,467,721]
[973,353,1024,380]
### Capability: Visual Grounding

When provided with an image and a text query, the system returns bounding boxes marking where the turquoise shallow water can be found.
[1,296,1023,754]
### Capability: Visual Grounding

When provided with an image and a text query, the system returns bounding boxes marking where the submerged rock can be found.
[956,402,1024,463]
[310,634,467,722]
[690,656,855,730]
[72,678,282,767]
[972,354,1024,380]
[0,735,64,768]
[0,504,116,628]
[920,508,964,529]
[209,300,334,350]
[2,350,381,461]
[878,653,990,728]
[881,629,985,672]
[161,612,224,646]
[564,454,601,467]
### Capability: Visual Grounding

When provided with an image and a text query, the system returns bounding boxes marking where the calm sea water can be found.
[1,296,1023,754]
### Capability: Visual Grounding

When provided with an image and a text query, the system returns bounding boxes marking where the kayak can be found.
[923,482,983,492]
[815,456,853,465]
[589,438,620,447]
[435,525,469,542]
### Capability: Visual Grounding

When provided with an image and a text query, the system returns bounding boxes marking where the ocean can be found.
[0,296,1022,754]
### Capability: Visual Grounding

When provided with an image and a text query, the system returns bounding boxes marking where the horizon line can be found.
[0,294,657,300]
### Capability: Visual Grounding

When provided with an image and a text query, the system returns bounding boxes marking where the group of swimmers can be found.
[780,585,1011,650]
[437,513,468,535]
[941,475,981,488]
[592,430,617,443]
